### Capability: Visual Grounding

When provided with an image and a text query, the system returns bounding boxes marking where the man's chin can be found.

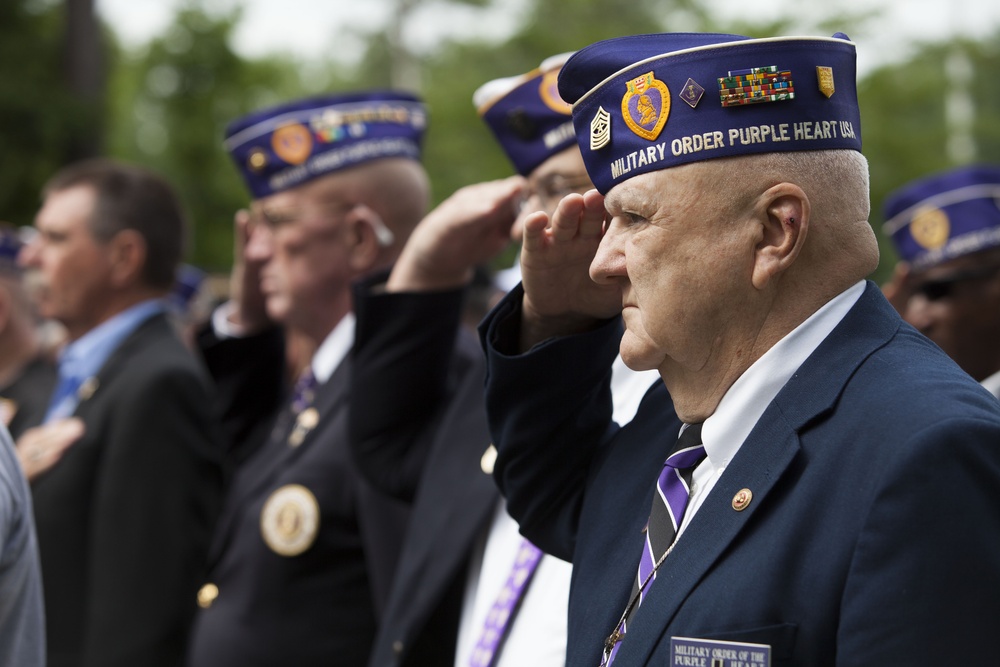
[263,300,289,325]
[618,338,660,372]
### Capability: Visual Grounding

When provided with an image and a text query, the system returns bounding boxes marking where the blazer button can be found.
[197,583,219,609]
[392,640,404,656]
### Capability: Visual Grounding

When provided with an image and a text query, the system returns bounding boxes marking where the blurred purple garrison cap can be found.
[556,32,862,194]
[883,165,1000,270]
[474,53,578,176]
[0,225,24,274]
[224,90,428,199]
[167,264,206,315]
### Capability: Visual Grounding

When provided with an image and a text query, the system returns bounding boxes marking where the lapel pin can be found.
[732,488,753,511]
[288,407,319,448]
[77,377,100,401]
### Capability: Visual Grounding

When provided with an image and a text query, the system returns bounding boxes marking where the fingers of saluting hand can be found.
[539,190,607,244]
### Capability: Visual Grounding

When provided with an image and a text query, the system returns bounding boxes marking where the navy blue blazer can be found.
[189,327,410,667]
[480,281,1000,666]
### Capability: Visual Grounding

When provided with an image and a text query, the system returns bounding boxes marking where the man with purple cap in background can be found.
[186,91,429,667]
[882,164,1000,398]
[349,55,601,667]
[0,224,56,440]
[479,31,1000,666]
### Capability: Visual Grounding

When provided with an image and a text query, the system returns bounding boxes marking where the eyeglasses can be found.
[913,263,1000,301]
[247,201,394,247]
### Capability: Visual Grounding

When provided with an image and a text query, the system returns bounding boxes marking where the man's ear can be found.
[107,229,148,288]
[343,205,394,272]
[751,183,809,290]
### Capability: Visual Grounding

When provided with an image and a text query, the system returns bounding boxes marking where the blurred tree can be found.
[0,0,102,227]
[105,2,332,271]
[65,0,104,159]
[860,30,1000,282]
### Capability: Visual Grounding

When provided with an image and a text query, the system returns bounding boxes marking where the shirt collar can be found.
[309,312,356,385]
[981,368,1000,400]
[699,281,866,470]
[59,299,166,380]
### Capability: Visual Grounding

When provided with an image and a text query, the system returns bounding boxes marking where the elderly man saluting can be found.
[479,31,1000,666]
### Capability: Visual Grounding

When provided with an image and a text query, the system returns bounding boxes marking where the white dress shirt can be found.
[678,281,866,540]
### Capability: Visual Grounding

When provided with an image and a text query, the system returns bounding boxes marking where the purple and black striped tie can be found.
[290,367,317,414]
[604,422,706,666]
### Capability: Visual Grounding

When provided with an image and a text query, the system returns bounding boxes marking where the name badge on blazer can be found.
[671,637,771,667]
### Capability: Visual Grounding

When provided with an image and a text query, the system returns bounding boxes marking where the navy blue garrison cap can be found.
[475,53,577,176]
[883,165,1000,269]
[224,91,428,199]
[557,32,862,194]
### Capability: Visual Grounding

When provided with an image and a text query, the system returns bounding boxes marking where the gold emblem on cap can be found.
[271,122,313,165]
[590,106,611,150]
[288,407,319,448]
[247,148,268,172]
[197,583,219,608]
[732,488,753,511]
[816,66,835,98]
[621,71,670,141]
[539,69,572,115]
[910,205,951,250]
[481,444,498,475]
[260,484,320,556]
[77,377,99,401]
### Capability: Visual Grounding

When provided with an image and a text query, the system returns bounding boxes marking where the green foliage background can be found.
[2,0,998,285]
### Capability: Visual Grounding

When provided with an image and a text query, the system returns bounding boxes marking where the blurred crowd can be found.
[1,26,998,667]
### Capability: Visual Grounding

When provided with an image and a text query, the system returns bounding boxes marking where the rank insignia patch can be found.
[621,72,670,140]
[260,484,320,557]
[816,66,835,98]
[590,106,612,150]
[718,65,794,108]
[679,78,706,109]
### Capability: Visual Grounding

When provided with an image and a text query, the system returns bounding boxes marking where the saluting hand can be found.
[519,189,623,351]
[387,176,525,293]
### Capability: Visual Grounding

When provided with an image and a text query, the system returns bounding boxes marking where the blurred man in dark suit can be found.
[19,158,224,667]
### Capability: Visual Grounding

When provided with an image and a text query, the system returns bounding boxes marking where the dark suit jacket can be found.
[188,322,411,667]
[1,355,57,440]
[30,313,225,667]
[480,282,1000,666]
[350,280,498,667]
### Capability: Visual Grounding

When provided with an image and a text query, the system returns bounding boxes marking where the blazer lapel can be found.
[618,282,901,665]
[71,314,169,419]
[207,359,351,564]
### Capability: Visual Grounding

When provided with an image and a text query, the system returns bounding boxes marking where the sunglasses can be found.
[913,263,1000,301]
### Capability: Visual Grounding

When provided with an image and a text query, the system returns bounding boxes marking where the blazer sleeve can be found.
[196,323,286,467]
[82,361,224,667]
[478,285,623,561]
[348,276,469,502]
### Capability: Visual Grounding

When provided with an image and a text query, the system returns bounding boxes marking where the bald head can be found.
[710,149,878,300]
